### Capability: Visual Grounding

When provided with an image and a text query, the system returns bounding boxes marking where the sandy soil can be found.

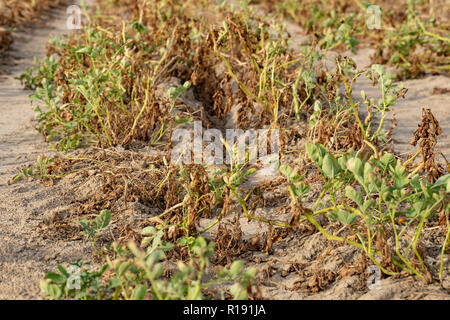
[0,3,90,300]
[0,3,448,300]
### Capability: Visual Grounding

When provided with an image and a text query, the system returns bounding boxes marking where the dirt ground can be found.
[0,3,449,299]
[0,2,91,300]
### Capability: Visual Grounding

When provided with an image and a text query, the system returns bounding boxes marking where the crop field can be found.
[0,0,449,301]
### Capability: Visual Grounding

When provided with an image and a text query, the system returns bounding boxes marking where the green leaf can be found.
[279,165,296,180]
[194,236,207,249]
[230,283,248,300]
[338,154,348,169]
[306,142,326,167]
[142,226,157,236]
[381,187,392,202]
[131,22,147,34]
[48,284,62,299]
[41,280,62,299]
[132,285,148,300]
[331,209,357,225]
[327,211,338,222]
[309,100,322,126]
[79,219,90,230]
[410,174,421,191]
[141,236,152,247]
[117,262,131,276]
[361,200,375,213]
[168,82,191,102]
[175,115,193,124]
[109,278,121,288]
[363,162,373,184]
[152,264,164,278]
[244,267,257,279]
[57,265,69,278]
[393,163,409,189]
[292,183,310,199]
[432,174,450,192]
[361,90,367,101]
[346,157,364,185]
[76,47,91,54]
[230,260,244,276]
[420,180,432,198]
[177,261,188,273]
[243,168,256,179]
[44,273,66,284]
[99,209,111,228]
[177,235,195,247]
[345,185,363,207]
[159,240,174,252]
[229,168,256,188]
[371,64,384,77]
[322,154,340,178]
[146,250,166,267]
[280,165,303,184]
[413,201,426,217]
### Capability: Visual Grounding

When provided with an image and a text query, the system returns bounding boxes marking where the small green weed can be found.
[41,212,256,300]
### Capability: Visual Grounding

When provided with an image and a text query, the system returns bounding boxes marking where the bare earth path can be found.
[0,5,89,300]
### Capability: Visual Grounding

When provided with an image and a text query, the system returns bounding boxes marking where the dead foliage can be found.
[432,87,450,95]
[247,224,291,255]
[410,108,445,182]
[305,59,371,153]
[313,111,364,151]
[0,0,67,66]
[35,145,234,246]
[374,228,399,274]
[0,27,12,51]
[293,267,337,293]
[213,219,246,265]
[37,148,181,240]
[0,1,67,27]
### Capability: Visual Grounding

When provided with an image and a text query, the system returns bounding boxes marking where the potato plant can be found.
[300,142,449,279]
[41,213,256,300]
